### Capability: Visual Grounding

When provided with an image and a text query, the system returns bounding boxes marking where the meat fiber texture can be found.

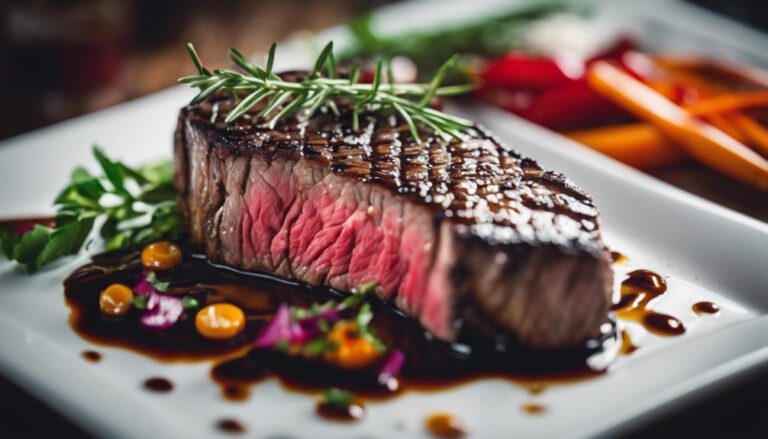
[174,94,613,349]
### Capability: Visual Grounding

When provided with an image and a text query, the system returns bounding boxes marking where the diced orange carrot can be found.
[565,123,685,169]
[587,61,768,191]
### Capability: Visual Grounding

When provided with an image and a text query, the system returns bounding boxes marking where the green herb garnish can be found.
[320,388,355,410]
[181,296,200,310]
[179,42,474,142]
[303,338,337,357]
[0,146,182,272]
[132,295,149,310]
[146,271,170,292]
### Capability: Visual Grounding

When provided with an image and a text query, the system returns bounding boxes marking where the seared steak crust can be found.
[175,93,613,349]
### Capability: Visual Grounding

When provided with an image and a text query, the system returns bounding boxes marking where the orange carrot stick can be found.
[565,123,685,169]
[587,61,768,191]
[729,112,768,156]
[685,91,768,116]
[704,113,750,143]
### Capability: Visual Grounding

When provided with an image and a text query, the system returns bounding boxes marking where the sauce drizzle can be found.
[81,350,102,362]
[143,377,173,393]
[216,419,245,434]
[613,270,686,336]
[63,248,614,402]
[693,301,720,315]
[425,412,466,438]
[521,403,547,415]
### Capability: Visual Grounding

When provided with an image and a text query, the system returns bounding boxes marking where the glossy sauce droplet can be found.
[425,412,466,438]
[521,403,547,415]
[143,377,173,393]
[643,313,685,336]
[316,399,366,422]
[81,350,102,362]
[217,419,245,434]
[613,269,686,336]
[693,301,720,315]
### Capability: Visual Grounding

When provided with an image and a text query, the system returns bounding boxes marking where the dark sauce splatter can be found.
[216,419,245,434]
[144,377,173,393]
[64,247,616,402]
[316,399,366,422]
[613,270,686,336]
[222,384,250,402]
[425,412,466,438]
[693,301,720,315]
[81,350,102,362]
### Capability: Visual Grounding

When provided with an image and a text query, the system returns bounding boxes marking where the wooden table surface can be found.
[0,0,765,437]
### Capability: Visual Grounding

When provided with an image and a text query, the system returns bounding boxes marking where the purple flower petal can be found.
[297,308,343,337]
[134,271,156,296]
[377,349,405,386]
[255,304,292,348]
[139,292,183,331]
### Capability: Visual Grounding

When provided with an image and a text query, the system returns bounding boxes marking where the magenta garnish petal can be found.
[139,293,183,331]
[297,308,343,334]
[377,349,405,385]
[289,323,311,344]
[254,304,292,348]
[133,271,155,296]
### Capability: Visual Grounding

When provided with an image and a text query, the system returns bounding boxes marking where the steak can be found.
[174,92,613,349]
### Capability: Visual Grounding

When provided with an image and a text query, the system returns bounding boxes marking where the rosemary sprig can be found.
[179,42,474,141]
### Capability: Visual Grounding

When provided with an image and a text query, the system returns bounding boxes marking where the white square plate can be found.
[0,1,766,438]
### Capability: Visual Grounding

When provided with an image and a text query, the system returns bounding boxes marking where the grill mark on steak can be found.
[176,92,613,349]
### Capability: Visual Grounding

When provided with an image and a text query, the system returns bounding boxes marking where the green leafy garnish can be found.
[132,295,149,310]
[0,146,182,272]
[302,338,337,357]
[181,296,200,310]
[146,271,170,292]
[320,388,355,410]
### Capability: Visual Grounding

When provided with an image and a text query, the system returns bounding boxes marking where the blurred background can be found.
[0,0,766,437]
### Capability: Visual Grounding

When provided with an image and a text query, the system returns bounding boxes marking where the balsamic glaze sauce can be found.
[425,412,466,438]
[612,270,686,336]
[63,248,615,401]
[81,350,102,362]
[143,377,173,393]
[216,419,245,434]
[693,301,720,315]
[520,403,547,415]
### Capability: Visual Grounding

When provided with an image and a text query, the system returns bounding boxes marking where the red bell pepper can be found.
[480,53,575,91]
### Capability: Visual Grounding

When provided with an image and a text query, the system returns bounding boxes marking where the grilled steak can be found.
[174,93,613,349]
